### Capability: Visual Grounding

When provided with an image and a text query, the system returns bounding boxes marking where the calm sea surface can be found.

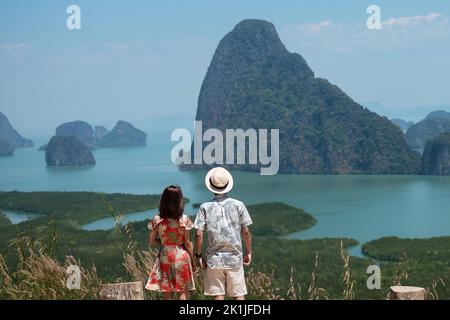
[1,130,450,256]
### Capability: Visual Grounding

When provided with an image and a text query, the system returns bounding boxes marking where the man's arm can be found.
[242,226,252,266]
[195,229,207,268]
[195,229,203,256]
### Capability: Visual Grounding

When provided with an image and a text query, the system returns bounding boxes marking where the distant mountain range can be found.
[190,19,421,174]
[364,102,450,123]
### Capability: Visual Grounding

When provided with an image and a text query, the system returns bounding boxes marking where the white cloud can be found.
[0,42,30,54]
[281,13,449,54]
[383,13,443,28]
[305,20,334,32]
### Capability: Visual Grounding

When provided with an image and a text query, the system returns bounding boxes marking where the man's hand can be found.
[243,253,252,266]
[197,256,208,269]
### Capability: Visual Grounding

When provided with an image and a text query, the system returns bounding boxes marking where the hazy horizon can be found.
[2,0,450,136]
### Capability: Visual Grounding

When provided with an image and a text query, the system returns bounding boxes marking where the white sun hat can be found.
[204,167,234,195]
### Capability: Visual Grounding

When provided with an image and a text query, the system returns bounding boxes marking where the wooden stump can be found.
[389,286,425,300]
[100,281,144,300]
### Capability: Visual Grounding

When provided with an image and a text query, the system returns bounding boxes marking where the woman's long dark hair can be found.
[159,185,184,219]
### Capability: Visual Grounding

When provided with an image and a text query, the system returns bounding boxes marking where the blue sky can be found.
[1,0,450,135]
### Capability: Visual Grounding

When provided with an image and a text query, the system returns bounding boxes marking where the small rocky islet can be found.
[41,120,147,166]
[0,112,34,152]
[96,120,147,148]
[45,135,96,166]
[0,140,15,156]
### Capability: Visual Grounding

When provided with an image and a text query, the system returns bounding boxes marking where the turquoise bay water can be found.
[2,210,41,224]
[1,131,450,256]
[81,209,159,231]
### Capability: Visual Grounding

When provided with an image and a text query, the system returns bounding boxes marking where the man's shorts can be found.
[203,265,248,297]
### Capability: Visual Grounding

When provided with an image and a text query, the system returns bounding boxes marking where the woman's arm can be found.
[149,229,161,247]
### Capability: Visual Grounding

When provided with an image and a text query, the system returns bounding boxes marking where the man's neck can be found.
[214,193,228,201]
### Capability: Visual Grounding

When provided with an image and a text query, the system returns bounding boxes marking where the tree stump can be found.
[100,281,144,300]
[389,286,425,300]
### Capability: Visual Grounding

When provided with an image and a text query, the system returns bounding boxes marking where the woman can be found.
[145,185,196,300]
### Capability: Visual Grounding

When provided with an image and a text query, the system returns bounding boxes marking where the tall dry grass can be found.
[426,278,446,300]
[0,229,100,299]
[340,241,355,300]
[307,251,328,300]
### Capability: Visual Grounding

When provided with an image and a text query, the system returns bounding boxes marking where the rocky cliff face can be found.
[193,19,421,174]
[56,121,96,149]
[97,121,147,148]
[45,136,96,166]
[422,132,450,175]
[405,111,450,153]
[0,140,14,156]
[95,126,110,140]
[0,112,33,148]
[39,121,95,151]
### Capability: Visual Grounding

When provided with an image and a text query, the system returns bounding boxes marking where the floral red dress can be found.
[145,214,196,292]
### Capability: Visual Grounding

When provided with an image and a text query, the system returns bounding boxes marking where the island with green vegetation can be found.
[0,191,161,225]
[0,191,448,300]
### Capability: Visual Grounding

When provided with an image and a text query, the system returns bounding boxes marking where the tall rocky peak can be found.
[214,19,292,63]
[197,19,314,126]
[194,19,420,174]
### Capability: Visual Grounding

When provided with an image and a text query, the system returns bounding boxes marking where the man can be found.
[194,167,253,300]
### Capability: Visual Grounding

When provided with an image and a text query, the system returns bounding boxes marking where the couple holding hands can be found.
[145,167,253,300]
